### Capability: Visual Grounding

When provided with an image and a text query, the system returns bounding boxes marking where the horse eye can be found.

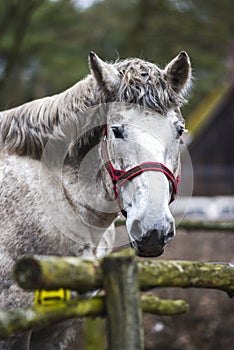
[177,122,185,136]
[178,125,184,136]
[111,125,124,139]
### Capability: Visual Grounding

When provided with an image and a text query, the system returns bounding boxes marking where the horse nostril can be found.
[130,220,142,240]
[164,230,175,244]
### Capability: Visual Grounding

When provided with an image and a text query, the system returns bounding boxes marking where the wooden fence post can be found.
[102,249,144,350]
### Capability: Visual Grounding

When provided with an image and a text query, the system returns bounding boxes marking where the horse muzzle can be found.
[128,219,175,257]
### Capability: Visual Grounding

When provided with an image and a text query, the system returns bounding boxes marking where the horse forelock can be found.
[115,58,186,113]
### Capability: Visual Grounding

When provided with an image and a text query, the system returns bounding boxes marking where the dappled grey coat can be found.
[0,51,191,349]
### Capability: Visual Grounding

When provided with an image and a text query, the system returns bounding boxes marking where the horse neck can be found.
[44,76,117,226]
[57,78,118,225]
[61,143,117,232]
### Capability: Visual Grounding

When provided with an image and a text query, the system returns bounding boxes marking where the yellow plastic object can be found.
[34,289,71,305]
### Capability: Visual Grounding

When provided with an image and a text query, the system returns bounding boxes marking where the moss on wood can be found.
[0,295,189,339]
[14,254,234,296]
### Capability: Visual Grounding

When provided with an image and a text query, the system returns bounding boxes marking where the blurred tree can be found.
[119,0,234,114]
[0,0,45,106]
[0,0,233,113]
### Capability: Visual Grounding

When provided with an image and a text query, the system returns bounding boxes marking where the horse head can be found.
[90,52,192,257]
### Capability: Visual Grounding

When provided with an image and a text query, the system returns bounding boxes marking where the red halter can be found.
[101,127,179,217]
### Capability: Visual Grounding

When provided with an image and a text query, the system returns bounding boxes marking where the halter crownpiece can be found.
[101,126,180,217]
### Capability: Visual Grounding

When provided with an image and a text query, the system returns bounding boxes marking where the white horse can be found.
[0,51,192,349]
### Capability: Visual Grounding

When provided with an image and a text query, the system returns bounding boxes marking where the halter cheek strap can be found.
[101,127,180,217]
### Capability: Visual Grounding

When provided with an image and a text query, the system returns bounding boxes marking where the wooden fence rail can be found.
[14,253,234,295]
[0,249,233,349]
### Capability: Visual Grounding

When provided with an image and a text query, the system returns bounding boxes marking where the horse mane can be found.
[0,75,106,159]
[0,57,188,160]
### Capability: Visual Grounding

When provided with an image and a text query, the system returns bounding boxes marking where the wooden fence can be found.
[0,248,233,349]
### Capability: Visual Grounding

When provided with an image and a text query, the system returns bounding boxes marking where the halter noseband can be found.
[101,127,179,217]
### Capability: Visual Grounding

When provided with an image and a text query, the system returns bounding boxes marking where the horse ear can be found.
[165,51,192,94]
[89,51,120,91]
